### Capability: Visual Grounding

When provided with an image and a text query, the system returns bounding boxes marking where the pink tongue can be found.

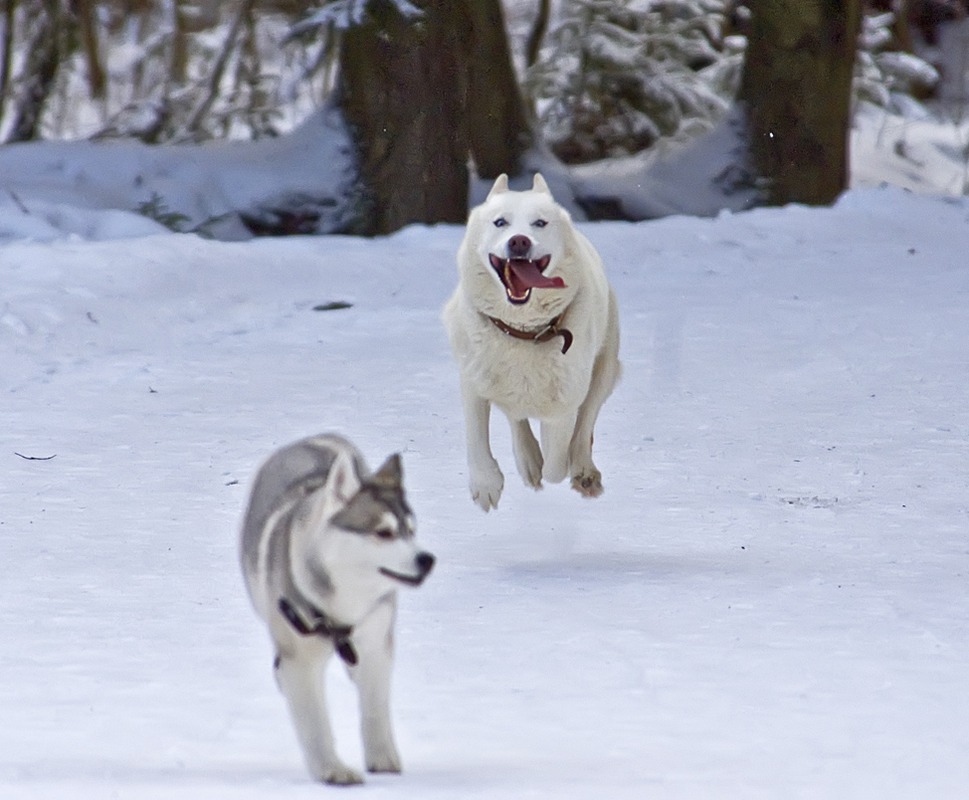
[507,260,566,295]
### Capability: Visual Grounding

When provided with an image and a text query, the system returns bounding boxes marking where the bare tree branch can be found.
[181,0,257,140]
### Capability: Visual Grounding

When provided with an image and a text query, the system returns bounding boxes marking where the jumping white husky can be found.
[240,434,435,785]
[443,173,621,511]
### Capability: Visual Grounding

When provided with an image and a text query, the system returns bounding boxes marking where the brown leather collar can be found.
[484,313,573,354]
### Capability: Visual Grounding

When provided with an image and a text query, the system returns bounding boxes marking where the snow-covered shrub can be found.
[525,0,742,163]
[855,11,940,115]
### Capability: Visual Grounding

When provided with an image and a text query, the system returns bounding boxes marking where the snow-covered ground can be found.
[2,164,968,798]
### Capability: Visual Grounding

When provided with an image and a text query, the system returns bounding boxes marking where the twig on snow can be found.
[14,452,56,461]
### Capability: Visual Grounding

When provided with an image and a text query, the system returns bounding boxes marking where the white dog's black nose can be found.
[507,234,531,258]
[416,551,435,576]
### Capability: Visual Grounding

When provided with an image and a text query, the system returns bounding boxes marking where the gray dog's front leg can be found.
[275,648,363,785]
[348,596,402,774]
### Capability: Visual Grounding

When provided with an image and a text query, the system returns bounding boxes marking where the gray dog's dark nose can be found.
[416,551,435,575]
[507,235,531,258]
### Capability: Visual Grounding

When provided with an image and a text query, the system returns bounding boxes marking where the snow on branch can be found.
[286,0,422,42]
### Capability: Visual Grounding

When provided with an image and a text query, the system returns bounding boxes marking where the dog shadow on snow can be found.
[5,758,303,788]
[502,548,750,586]
[487,494,747,585]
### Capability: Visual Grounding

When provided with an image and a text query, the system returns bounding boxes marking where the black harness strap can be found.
[278,597,358,666]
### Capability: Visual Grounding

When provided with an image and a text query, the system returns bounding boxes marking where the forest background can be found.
[0,0,968,235]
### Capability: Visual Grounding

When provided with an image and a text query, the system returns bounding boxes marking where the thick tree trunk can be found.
[459,0,535,178]
[336,0,468,235]
[738,0,862,205]
[334,0,536,234]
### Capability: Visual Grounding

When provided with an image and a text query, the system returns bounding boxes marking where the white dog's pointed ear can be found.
[532,173,551,194]
[487,173,510,200]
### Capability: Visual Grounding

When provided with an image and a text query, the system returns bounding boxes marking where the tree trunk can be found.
[76,0,106,99]
[525,0,551,68]
[459,0,534,178]
[0,0,16,123]
[336,0,468,235]
[334,0,537,234]
[5,0,61,142]
[737,0,862,205]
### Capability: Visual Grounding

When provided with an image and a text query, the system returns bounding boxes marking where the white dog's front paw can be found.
[470,461,504,511]
[570,466,603,498]
[317,762,364,786]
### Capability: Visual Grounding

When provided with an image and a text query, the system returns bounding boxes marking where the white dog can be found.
[442,173,620,511]
[240,434,435,784]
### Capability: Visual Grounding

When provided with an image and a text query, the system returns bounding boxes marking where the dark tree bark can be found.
[334,0,535,234]
[525,0,551,68]
[0,0,16,121]
[459,0,534,178]
[737,0,862,206]
[76,0,106,99]
[336,0,468,235]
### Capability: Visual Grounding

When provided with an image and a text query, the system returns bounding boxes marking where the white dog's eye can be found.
[494,217,508,228]
[374,527,395,541]
[533,219,548,228]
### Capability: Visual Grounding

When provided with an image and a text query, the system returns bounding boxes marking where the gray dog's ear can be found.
[532,173,551,194]
[370,453,403,488]
[487,173,509,199]
[329,447,362,503]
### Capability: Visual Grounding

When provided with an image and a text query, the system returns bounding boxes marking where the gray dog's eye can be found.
[533,219,547,228]
[494,217,508,228]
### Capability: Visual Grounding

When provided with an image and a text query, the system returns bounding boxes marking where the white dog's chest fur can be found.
[460,315,593,419]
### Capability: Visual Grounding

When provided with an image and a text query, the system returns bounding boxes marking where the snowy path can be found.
[2,189,968,798]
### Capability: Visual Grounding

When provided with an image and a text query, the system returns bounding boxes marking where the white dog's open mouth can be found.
[488,254,565,305]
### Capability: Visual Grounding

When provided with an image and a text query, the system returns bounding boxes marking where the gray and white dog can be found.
[240,433,435,785]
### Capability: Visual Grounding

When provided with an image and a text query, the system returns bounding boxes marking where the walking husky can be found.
[443,173,621,511]
[240,434,435,785]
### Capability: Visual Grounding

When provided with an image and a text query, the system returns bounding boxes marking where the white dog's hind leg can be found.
[540,413,578,484]
[348,595,402,774]
[275,648,363,785]
[510,418,543,489]
[461,379,503,511]
[568,388,608,497]
[569,305,621,498]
